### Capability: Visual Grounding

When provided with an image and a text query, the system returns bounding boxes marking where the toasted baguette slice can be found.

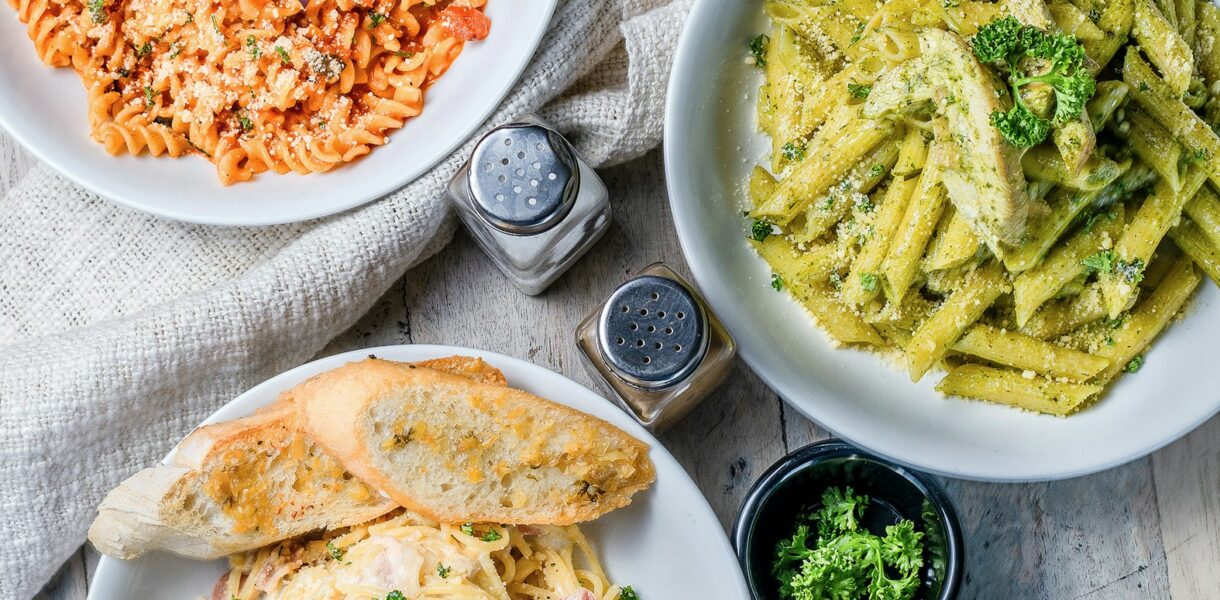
[297,359,656,526]
[88,356,505,560]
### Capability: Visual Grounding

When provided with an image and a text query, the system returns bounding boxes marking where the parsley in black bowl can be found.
[733,440,963,600]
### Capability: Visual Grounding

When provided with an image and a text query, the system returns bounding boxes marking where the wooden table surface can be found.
[7,133,1216,600]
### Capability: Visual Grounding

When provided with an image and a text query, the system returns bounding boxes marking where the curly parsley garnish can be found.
[971,16,1096,148]
[773,487,924,600]
[619,586,640,600]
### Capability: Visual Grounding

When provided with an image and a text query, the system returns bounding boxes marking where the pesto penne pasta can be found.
[740,0,1215,414]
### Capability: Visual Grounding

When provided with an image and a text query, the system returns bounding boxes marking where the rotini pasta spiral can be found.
[9,0,490,185]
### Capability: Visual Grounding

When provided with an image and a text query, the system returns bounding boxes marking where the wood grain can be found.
[6,134,1215,600]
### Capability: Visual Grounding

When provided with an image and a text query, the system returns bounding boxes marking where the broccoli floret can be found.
[971,16,1096,148]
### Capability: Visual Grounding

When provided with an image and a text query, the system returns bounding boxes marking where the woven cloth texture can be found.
[0,0,690,596]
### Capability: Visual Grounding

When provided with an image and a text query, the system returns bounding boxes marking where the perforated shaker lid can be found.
[467,123,579,235]
[597,275,709,390]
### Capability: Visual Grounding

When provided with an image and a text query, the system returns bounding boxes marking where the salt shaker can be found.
[447,115,610,295]
[576,263,736,432]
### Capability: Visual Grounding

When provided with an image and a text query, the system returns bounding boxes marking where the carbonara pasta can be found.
[7,0,490,184]
[213,510,634,600]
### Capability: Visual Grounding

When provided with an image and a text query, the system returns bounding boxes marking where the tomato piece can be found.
[438,5,491,41]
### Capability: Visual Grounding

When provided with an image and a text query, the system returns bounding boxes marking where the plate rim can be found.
[87,343,749,599]
[0,1,557,226]
[662,0,1220,483]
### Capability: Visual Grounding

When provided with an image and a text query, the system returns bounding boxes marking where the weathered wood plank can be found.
[1153,416,1220,600]
[0,130,36,196]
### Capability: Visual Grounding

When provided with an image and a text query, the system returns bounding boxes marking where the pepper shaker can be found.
[447,115,610,295]
[576,263,736,432]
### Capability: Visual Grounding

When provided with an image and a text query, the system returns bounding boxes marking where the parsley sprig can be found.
[773,487,924,600]
[971,16,1096,148]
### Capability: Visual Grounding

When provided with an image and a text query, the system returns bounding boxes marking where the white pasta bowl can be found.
[0,1,554,226]
[664,0,1220,481]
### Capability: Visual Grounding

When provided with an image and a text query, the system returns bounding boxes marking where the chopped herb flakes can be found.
[369,11,387,28]
[246,35,261,59]
[847,82,872,99]
[751,219,775,242]
[849,22,865,45]
[326,541,344,561]
[859,272,879,292]
[460,523,475,536]
[305,50,345,80]
[749,34,770,67]
[385,592,406,600]
[275,46,291,64]
[393,50,415,58]
[135,42,153,59]
[237,113,253,132]
[1124,354,1144,373]
[781,141,806,161]
[143,86,156,107]
[619,586,640,600]
[87,0,107,23]
[1082,251,1144,283]
[867,163,886,178]
[1082,250,1115,273]
[771,273,784,291]
[169,42,183,59]
[436,563,451,578]
[481,528,502,542]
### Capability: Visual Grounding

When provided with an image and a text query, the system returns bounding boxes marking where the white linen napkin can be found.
[0,0,691,596]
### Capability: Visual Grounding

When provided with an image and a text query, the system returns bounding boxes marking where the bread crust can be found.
[88,355,508,560]
[298,359,656,526]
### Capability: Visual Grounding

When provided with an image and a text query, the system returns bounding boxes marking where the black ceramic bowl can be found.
[733,440,964,600]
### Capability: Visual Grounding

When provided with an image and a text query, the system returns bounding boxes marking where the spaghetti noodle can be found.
[214,509,631,600]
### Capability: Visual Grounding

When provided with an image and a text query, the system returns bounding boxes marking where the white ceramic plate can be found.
[0,3,554,226]
[664,0,1220,482]
[88,345,748,599]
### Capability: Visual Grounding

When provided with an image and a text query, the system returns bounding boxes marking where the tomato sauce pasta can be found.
[8,0,490,184]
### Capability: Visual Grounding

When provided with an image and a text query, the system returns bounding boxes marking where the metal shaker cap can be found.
[467,123,579,235]
[597,275,709,390]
